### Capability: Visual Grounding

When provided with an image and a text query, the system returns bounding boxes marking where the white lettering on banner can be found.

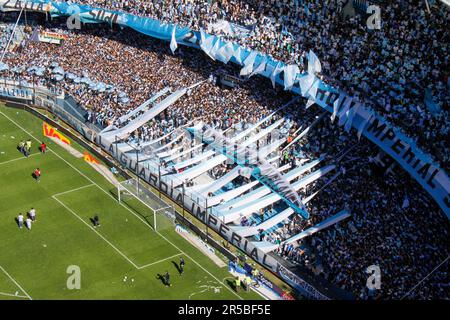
[0,85,33,100]
[313,87,450,218]
[0,0,52,12]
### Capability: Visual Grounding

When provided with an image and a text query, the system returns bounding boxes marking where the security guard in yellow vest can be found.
[251,268,260,279]
[245,276,252,292]
[235,276,241,293]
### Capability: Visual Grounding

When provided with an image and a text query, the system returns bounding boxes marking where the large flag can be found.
[356,108,374,140]
[209,36,222,61]
[239,51,258,76]
[170,25,178,54]
[307,50,322,75]
[331,92,346,123]
[234,46,243,65]
[344,102,361,132]
[215,41,235,64]
[297,73,315,95]
[249,56,268,77]
[270,62,283,88]
[283,64,299,90]
[337,97,353,127]
[199,28,215,60]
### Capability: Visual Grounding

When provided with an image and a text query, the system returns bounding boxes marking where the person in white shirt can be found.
[29,208,36,222]
[25,218,32,230]
[17,213,24,229]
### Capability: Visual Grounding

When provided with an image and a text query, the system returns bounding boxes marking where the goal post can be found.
[117,179,175,232]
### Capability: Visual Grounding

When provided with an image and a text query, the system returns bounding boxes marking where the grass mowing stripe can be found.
[0,266,32,300]
[0,110,245,301]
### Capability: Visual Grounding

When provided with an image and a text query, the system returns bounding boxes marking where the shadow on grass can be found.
[108,188,154,228]
[172,261,181,275]
[156,273,166,286]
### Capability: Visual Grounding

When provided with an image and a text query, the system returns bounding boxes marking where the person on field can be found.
[17,213,24,229]
[164,271,171,287]
[34,168,41,182]
[179,257,185,275]
[93,215,100,228]
[25,217,32,230]
[18,140,25,154]
[235,276,241,292]
[25,139,32,157]
[251,266,260,280]
[244,275,252,292]
[29,208,36,222]
[40,142,47,154]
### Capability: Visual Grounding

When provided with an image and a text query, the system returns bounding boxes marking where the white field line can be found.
[53,188,180,270]
[0,291,28,299]
[1,110,244,300]
[0,265,32,300]
[0,152,39,165]
[137,253,183,270]
[52,195,140,269]
[52,183,95,197]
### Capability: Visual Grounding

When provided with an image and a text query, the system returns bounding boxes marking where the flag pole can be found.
[0,8,24,64]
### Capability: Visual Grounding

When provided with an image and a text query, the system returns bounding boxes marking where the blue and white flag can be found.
[250,56,268,77]
[337,97,353,127]
[306,77,320,99]
[199,28,215,60]
[270,62,283,88]
[331,92,346,123]
[209,36,223,61]
[344,102,361,132]
[170,25,178,54]
[215,41,235,64]
[283,64,299,90]
[234,46,243,65]
[307,50,322,75]
[297,73,315,95]
[356,109,374,140]
[240,51,258,76]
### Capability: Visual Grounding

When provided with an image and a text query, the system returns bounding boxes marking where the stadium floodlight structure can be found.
[187,122,310,219]
[117,179,174,231]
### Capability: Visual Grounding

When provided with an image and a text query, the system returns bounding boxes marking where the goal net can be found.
[117,178,175,232]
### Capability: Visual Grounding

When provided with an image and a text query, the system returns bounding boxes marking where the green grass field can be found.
[0,104,262,300]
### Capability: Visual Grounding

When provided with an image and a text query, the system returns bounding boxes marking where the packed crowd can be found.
[69,0,449,171]
[0,3,448,300]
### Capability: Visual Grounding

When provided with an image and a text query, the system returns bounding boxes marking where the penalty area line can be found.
[0,153,39,165]
[137,253,183,270]
[52,183,95,197]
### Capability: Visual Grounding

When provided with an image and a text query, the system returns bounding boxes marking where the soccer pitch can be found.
[0,104,262,300]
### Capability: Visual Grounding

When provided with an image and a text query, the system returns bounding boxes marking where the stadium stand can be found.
[0,0,448,300]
